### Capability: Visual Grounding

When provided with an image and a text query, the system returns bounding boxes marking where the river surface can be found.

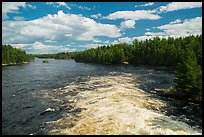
[2,58,202,135]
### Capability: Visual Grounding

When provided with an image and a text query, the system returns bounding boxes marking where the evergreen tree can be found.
[174,48,202,100]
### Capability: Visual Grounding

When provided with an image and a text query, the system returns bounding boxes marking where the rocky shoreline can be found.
[2,61,28,66]
[151,88,202,105]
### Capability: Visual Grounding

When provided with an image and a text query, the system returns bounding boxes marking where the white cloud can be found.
[118,36,156,43]
[77,44,104,49]
[146,28,150,31]
[93,39,102,43]
[157,2,202,13]
[13,16,25,21]
[65,34,73,37]
[135,2,154,7]
[2,2,26,19]
[2,2,37,19]
[67,3,91,11]
[118,17,202,43]
[91,14,102,19]
[118,35,162,43]
[78,5,91,10]
[46,2,71,9]
[45,40,57,43]
[111,40,120,45]
[118,37,133,43]
[120,20,136,30]
[169,19,182,24]
[143,2,154,7]
[3,10,121,45]
[27,4,36,9]
[12,42,73,54]
[105,10,161,20]
[146,17,202,37]
[134,35,159,41]
[144,32,164,36]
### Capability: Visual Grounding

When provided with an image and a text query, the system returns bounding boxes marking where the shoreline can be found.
[2,61,28,67]
[151,88,202,105]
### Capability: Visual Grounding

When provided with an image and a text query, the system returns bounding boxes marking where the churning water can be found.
[2,58,202,135]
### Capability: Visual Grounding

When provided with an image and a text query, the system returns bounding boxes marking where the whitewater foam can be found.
[40,74,201,135]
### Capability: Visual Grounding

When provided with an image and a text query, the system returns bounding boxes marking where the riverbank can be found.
[151,88,202,105]
[37,74,201,135]
[2,61,29,67]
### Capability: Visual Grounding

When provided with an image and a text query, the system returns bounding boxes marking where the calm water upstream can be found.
[2,58,202,135]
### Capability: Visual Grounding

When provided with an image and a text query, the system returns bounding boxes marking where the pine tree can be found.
[174,48,202,100]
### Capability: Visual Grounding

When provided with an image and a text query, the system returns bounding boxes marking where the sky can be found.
[2,2,202,54]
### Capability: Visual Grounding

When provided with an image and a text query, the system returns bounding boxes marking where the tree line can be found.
[15,35,201,102]
[35,52,75,59]
[2,44,35,65]
[74,35,202,67]
[36,35,202,102]
[73,35,202,102]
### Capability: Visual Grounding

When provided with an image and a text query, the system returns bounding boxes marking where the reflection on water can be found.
[2,59,202,135]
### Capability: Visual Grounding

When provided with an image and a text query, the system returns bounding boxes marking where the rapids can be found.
[37,73,201,135]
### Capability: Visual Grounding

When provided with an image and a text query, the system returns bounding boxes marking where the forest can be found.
[3,35,202,102]
[2,44,35,65]
[35,35,202,103]
[74,35,202,66]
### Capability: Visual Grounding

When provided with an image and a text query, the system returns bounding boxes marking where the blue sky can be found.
[2,2,202,54]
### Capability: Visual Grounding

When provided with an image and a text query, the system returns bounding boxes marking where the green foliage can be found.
[34,52,76,59]
[174,48,202,101]
[34,54,56,58]
[2,45,35,65]
[72,35,202,102]
[73,35,202,67]
[4,35,201,102]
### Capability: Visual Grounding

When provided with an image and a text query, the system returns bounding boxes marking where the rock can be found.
[45,108,55,112]
[40,108,55,116]
[122,61,129,65]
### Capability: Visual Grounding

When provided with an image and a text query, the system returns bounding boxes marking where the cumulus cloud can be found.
[111,40,120,45]
[13,16,25,21]
[2,2,37,19]
[105,10,161,20]
[69,3,92,11]
[118,35,165,43]
[117,16,202,43]
[91,14,102,19]
[12,42,73,54]
[157,2,202,13]
[118,36,156,43]
[93,39,102,43]
[3,10,121,45]
[46,2,71,9]
[118,37,133,43]
[105,10,160,31]
[77,44,104,49]
[169,19,182,24]
[27,4,36,9]
[2,2,26,19]
[143,2,154,7]
[146,17,202,37]
[120,20,136,30]
[77,5,91,10]
[135,2,154,8]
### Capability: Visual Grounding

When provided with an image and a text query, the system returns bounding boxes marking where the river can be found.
[2,58,202,135]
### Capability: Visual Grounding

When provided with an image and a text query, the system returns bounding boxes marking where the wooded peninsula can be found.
[2,45,35,66]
